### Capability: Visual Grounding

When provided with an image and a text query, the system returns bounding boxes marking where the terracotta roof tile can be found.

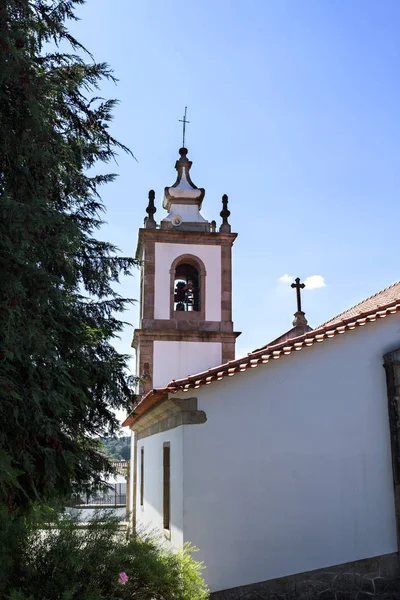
[124,281,400,426]
[319,281,400,328]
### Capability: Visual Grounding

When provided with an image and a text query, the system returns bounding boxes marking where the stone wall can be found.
[211,553,400,600]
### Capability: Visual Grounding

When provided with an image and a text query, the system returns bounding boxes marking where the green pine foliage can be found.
[0,0,137,513]
[0,509,209,600]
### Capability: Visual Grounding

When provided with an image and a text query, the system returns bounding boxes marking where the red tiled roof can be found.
[122,389,167,427]
[319,281,400,328]
[123,281,400,427]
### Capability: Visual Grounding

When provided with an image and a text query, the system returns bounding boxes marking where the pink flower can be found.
[119,571,129,585]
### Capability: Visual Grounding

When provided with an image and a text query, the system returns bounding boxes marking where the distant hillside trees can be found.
[101,436,131,461]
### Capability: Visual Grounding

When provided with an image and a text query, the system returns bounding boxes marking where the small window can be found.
[163,444,170,531]
[174,263,200,312]
[140,447,144,508]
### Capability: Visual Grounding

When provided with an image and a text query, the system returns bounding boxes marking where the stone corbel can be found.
[132,396,206,440]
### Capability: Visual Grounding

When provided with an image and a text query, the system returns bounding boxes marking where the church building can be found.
[124,146,400,597]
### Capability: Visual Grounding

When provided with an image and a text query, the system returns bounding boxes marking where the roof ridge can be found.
[123,297,400,427]
[317,280,400,328]
[168,294,400,389]
[122,280,400,429]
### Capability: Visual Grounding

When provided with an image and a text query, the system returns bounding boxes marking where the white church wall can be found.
[154,243,221,321]
[128,430,135,518]
[136,427,183,550]
[182,314,400,593]
[153,340,222,388]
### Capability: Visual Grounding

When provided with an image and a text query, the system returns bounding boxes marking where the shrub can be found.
[1,510,209,600]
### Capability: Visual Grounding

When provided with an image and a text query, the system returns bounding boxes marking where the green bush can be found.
[1,509,209,600]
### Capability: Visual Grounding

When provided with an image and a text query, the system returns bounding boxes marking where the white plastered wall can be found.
[154,243,221,321]
[181,314,400,593]
[136,427,183,550]
[153,341,222,388]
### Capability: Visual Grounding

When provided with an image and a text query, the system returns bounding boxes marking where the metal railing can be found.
[111,460,129,475]
[72,483,127,508]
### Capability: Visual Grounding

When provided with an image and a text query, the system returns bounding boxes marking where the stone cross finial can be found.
[219,194,231,233]
[145,189,157,229]
[291,277,305,313]
[291,277,308,327]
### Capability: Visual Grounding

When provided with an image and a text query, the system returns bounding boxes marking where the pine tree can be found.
[0,0,137,513]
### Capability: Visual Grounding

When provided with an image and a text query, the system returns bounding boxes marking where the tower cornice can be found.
[132,329,241,349]
[135,228,238,260]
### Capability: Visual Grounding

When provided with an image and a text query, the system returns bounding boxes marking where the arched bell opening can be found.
[174,263,200,312]
[170,254,206,320]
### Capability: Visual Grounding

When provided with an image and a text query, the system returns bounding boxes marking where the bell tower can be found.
[133,147,240,392]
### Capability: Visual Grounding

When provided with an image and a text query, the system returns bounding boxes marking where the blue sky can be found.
[69,0,400,360]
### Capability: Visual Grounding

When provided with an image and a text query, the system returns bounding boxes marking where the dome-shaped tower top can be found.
[161,147,208,231]
[163,147,205,211]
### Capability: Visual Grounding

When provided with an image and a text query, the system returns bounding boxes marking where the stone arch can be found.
[169,254,207,320]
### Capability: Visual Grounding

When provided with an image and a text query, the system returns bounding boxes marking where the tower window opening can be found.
[174,263,200,312]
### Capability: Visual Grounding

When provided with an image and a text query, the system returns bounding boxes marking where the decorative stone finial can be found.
[163,148,205,212]
[291,277,305,311]
[160,146,209,231]
[219,194,231,232]
[145,190,157,229]
[292,311,309,327]
[291,277,308,327]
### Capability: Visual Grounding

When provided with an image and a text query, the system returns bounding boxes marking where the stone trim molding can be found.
[160,220,210,233]
[163,198,203,207]
[169,253,206,320]
[132,329,239,348]
[210,553,399,599]
[135,228,237,260]
[137,320,238,334]
[383,347,400,553]
[141,240,155,321]
[131,396,206,440]
[221,242,232,323]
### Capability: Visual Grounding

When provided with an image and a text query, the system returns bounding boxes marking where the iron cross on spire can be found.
[291,277,306,312]
[179,106,190,148]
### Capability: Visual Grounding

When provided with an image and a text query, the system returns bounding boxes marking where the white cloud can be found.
[278,274,293,283]
[278,274,327,289]
[304,275,326,290]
